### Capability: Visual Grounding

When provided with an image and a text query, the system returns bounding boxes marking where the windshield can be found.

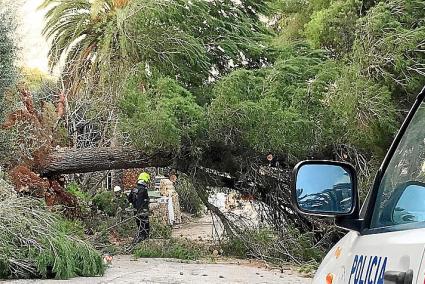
[371,101,425,228]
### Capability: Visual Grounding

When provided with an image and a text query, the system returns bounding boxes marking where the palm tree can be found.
[41,0,133,93]
[41,0,271,91]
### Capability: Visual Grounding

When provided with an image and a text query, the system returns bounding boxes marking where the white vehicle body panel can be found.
[313,230,425,284]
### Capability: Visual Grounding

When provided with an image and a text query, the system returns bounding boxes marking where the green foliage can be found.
[0,128,13,163]
[34,234,104,279]
[222,227,326,265]
[92,191,119,217]
[66,182,90,202]
[0,195,104,279]
[149,217,172,239]
[0,3,17,163]
[221,236,249,258]
[274,0,425,99]
[352,0,425,96]
[84,212,136,254]
[298,261,320,277]
[42,0,272,92]
[41,0,133,74]
[120,40,399,162]
[127,0,272,85]
[65,182,93,214]
[55,219,86,238]
[120,74,205,153]
[20,67,56,94]
[327,67,397,153]
[175,176,204,216]
[222,229,276,260]
[305,0,360,56]
[207,45,338,157]
[271,0,331,41]
[121,44,352,159]
[286,227,325,262]
[133,238,206,260]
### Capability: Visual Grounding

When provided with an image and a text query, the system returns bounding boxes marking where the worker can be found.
[266,152,279,168]
[113,186,128,220]
[169,169,178,185]
[128,172,150,243]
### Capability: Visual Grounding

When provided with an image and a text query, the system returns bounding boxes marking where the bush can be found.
[133,238,207,261]
[149,217,172,239]
[92,191,119,216]
[56,219,86,238]
[65,182,92,214]
[221,228,275,259]
[0,193,105,279]
[175,176,204,216]
[66,182,90,202]
[220,237,249,258]
[221,227,326,266]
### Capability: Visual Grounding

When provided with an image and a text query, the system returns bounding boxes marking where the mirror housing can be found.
[292,160,361,231]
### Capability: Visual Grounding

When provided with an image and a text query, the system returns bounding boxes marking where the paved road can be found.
[6,256,312,284]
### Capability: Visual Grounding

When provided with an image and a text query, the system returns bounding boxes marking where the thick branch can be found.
[36,147,172,176]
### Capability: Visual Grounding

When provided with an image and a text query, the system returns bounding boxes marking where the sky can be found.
[14,0,50,73]
[9,0,256,76]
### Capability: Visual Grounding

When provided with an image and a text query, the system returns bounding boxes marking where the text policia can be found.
[349,255,387,284]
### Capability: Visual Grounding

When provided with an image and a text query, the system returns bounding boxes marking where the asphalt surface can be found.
[5,256,312,284]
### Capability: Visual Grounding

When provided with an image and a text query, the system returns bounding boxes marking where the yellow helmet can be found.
[138,172,151,183]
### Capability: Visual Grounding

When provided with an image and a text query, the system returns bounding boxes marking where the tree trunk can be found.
[36,147,172,176]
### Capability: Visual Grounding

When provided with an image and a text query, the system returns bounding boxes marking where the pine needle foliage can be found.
[0,193,105,279]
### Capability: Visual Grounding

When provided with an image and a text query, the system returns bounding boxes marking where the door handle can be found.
[384,269,413,284]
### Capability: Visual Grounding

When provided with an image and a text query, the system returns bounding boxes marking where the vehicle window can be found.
[393,183,425,224]
[371,102,425,228]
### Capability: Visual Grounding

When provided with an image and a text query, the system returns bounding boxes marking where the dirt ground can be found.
[6,256,312,284]
[172,214,223,241]
[171,204,258,241]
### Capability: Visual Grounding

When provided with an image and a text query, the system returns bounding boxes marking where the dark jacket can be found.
[268,157,280,168]
[128,181,150,211]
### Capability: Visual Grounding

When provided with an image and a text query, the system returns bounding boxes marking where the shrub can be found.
[66,182,90,202]
[221,227,326,266]
[65,182,92,214]
[221,228,275,259]
[149,217,172,239]
[220,237,249,258]
[133,238,207,260]
[175,176,204,216]
[92,191,118,216]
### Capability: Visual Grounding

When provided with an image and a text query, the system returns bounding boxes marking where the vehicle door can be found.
[294,92,425,284]
[346,98,425,284]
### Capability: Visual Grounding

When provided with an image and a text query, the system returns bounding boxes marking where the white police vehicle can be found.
[292,87,425,284]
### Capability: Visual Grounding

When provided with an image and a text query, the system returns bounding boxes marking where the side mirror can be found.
[292,161,359,217]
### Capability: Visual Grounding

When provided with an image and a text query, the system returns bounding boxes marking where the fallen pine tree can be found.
[34,147,172,177]
[0,83,357,268]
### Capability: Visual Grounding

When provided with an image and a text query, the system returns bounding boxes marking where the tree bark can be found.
[36,147,172,177]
